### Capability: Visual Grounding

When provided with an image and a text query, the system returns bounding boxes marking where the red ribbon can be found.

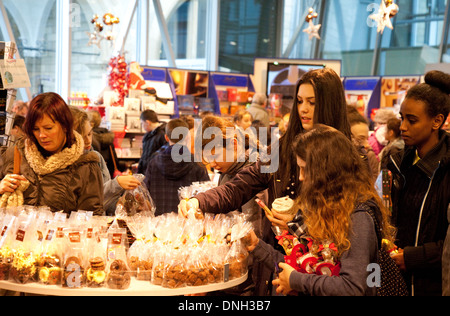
[318,243,338,253]
[276,230,295,247]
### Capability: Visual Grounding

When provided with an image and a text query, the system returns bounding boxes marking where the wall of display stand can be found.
[108,65,255,162]
[342,75,423,121]
[106,66,255,134]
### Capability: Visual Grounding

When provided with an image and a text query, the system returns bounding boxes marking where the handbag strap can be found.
[355,202,383,248]
[109,144,119,172]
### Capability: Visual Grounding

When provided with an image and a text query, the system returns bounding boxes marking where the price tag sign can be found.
[0,59,31,89]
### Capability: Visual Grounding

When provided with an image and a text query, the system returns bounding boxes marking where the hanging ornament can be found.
[303,8,321,41]
[305,7,318,23]
[103,13,120,26]
[369,0,399,34]
[86,13,121,48]
[86,14,104,48]
[108,54,129,107]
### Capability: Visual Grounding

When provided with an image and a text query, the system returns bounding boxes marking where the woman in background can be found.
[71,106,140,215]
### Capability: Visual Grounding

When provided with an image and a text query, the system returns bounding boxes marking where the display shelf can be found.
[0,273,248,296]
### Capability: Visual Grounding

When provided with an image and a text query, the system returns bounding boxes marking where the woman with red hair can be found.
[0,92,104,215]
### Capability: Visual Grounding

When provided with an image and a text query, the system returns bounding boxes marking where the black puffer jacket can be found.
[388,130,450,296]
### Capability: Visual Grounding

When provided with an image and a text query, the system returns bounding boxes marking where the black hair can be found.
[166,119,189,143]
[277,68,352,190]
[13,115,26,129]
[140,110,159,123]
[406,70,450,124]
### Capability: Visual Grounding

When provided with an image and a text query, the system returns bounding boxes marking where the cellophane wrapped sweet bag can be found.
[162,247,188,289]
[115,175,156,245]
[126,212,153,280]
[0,210,16,281]
[116,174,156,217]
[224,214,253,280]
[106,224,131,290]
[151,241,168,286]
[9,208,39,284]
[185,244,210,287]
[84,218,107,288]
[62,227,86,288]
[203,241,227,284]
[37,211,64,286]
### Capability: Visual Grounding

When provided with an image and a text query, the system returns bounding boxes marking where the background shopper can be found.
[71,106,141,215]
[138,110,167,174]
[144,118,209,216]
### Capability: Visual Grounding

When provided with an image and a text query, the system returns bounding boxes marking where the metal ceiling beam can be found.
[439,0,450,62]
[114,0,139,55]
[137,0,150,65]
[152,0,176,68]
[205,0,220,71]
[282,0,319,58]
[55,0,71,101]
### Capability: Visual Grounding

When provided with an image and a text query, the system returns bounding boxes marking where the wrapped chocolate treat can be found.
[86,256,107,288]
[106,227,130,290]
[10,249,37,284]
[85,225,107,288]
[203,242,227,284]
[224,215,253,280]
[107,259,131,290]
[37,218,64,286]
[116,174,156,217]
[126,212,152,280]
[151,242,168,286]
[0,247,12,281]
[37,253,62,286]
[63,227,86,288]
[162,248,188,289]
[10,209,39,284]
[185,246,209,287]
[0,213,15,281]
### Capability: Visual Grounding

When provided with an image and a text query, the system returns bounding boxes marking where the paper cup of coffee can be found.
[272,196,295,216]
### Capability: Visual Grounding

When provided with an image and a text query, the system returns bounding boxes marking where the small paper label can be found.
[1,226,7,237]
[112,233,122,245]
[46,229,55,241]
[69,232,81,243]
[16,229,25,242]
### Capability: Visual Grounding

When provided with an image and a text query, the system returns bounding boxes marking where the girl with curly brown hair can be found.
[247,125,395,296]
